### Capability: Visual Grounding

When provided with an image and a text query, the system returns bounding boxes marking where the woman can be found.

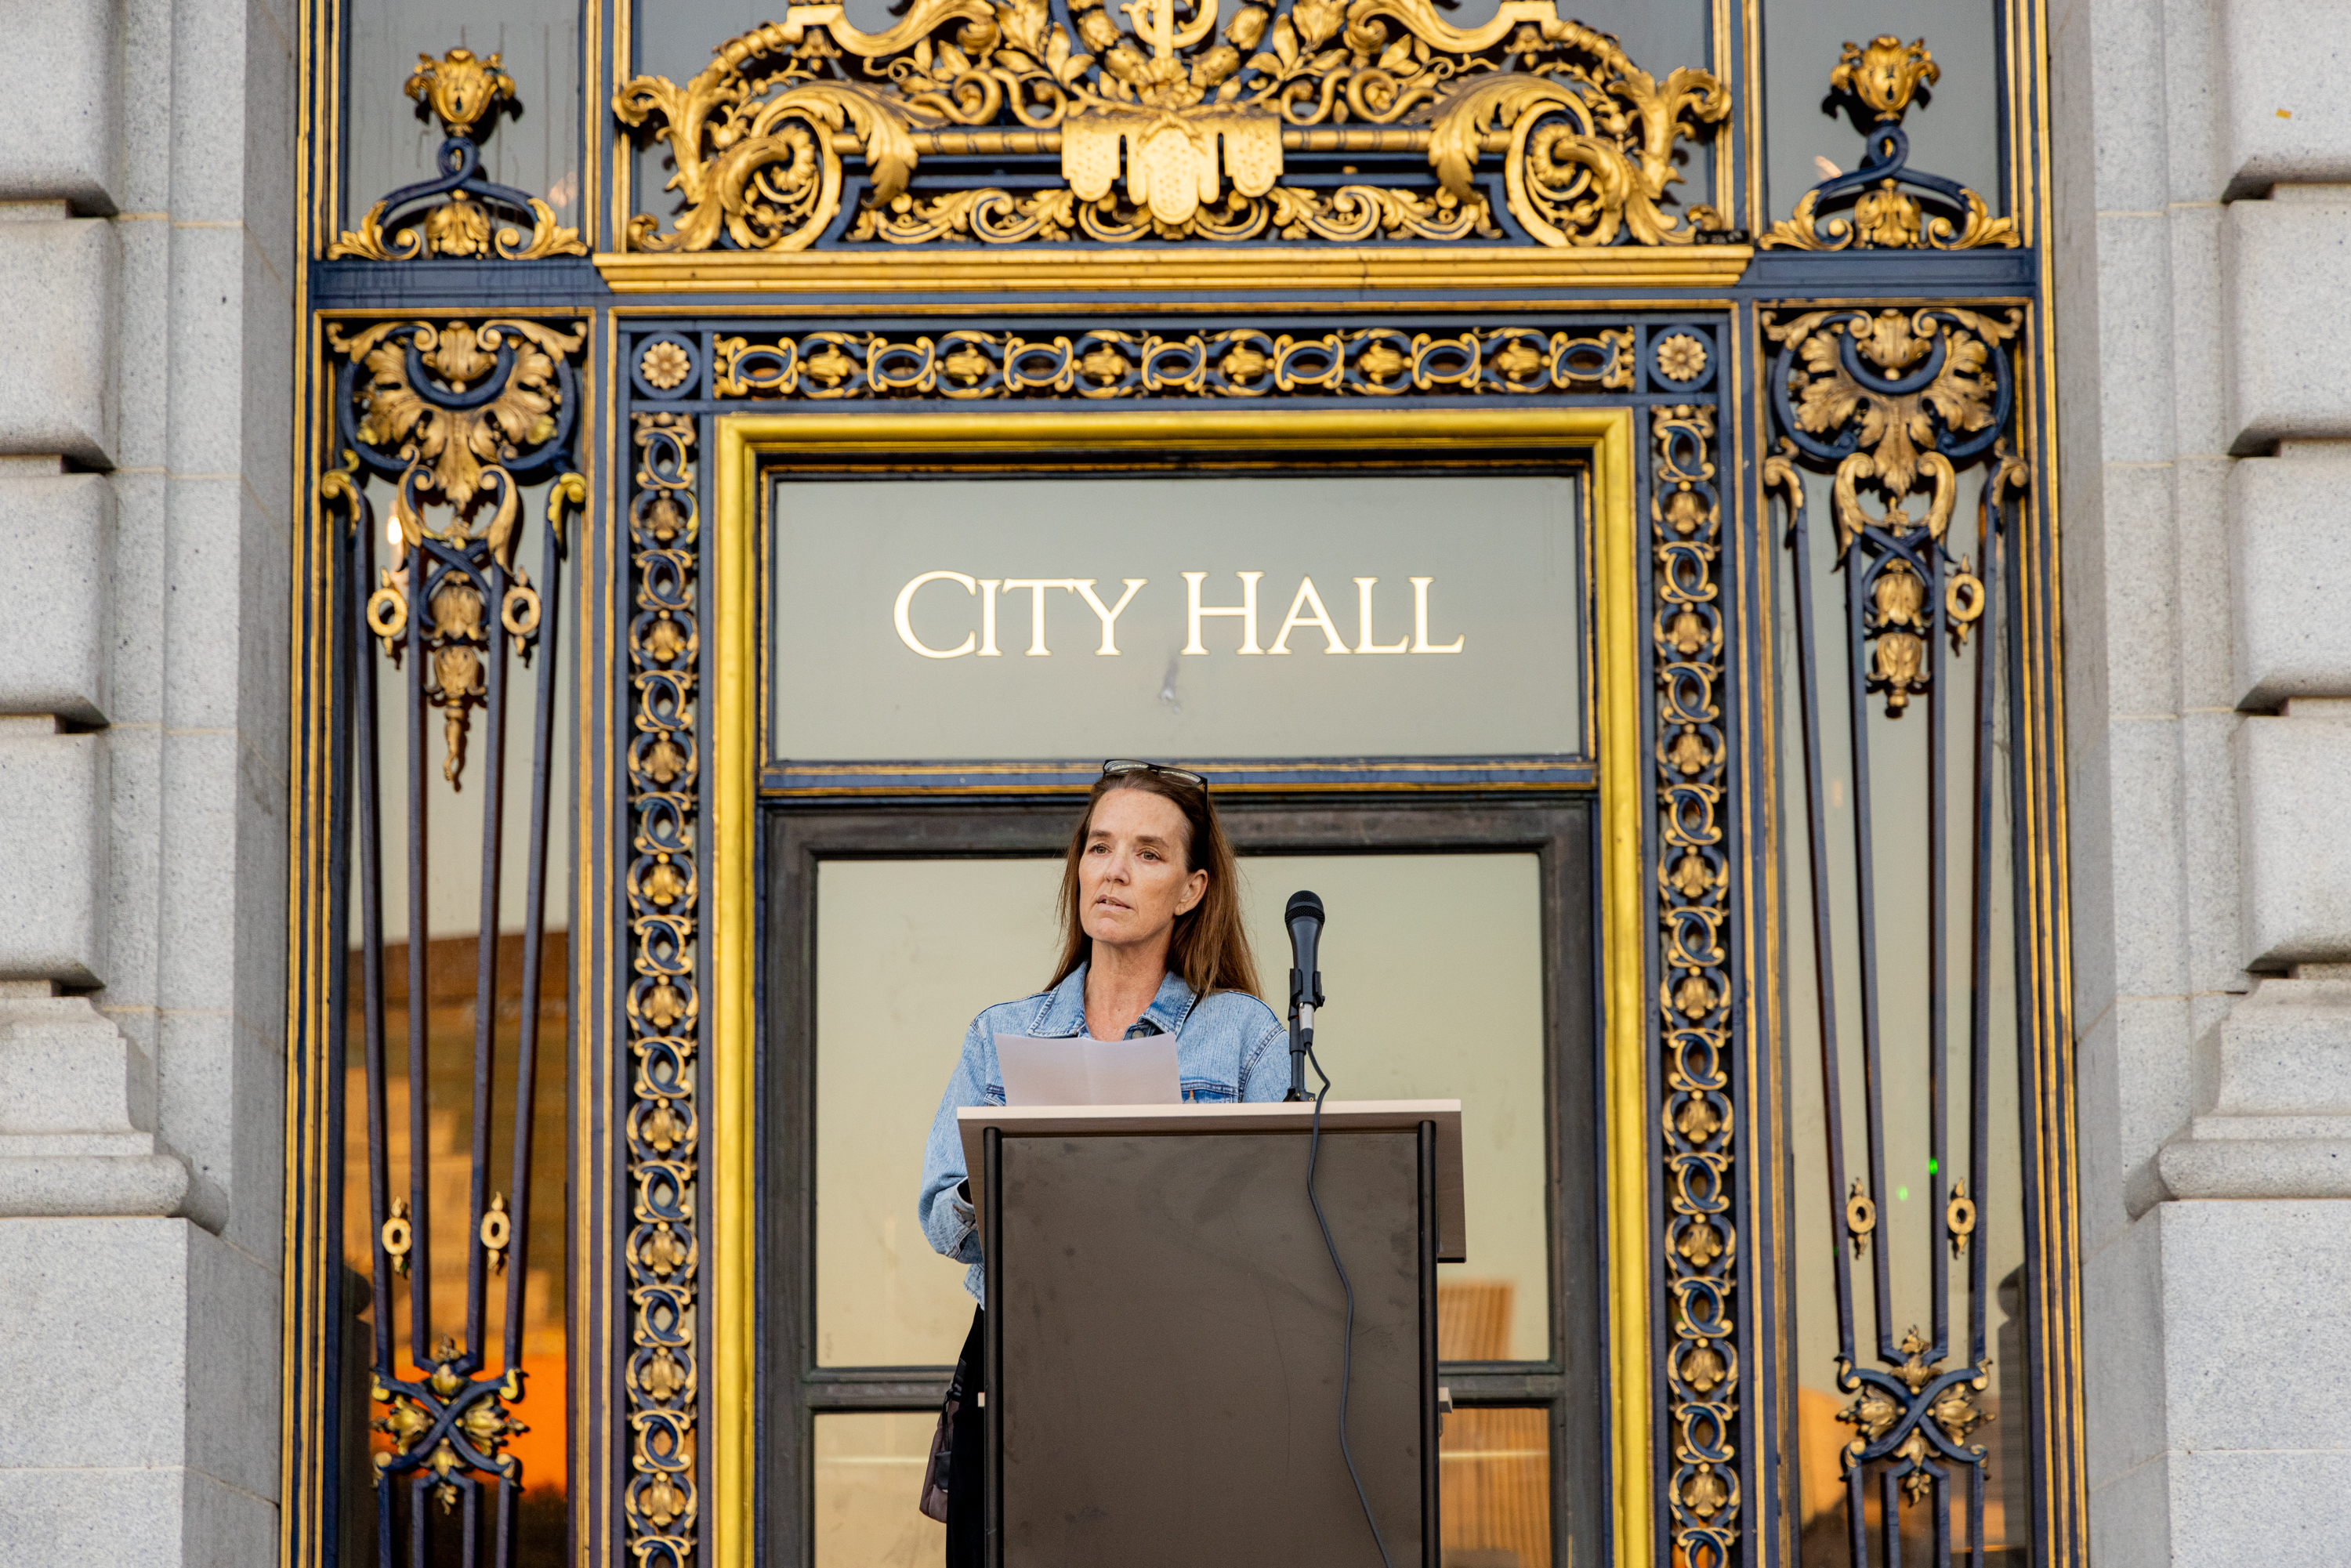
[914,760,1288,1563]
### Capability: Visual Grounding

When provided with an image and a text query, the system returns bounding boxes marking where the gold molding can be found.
[613,0,1729,253]
[595,241,1751,294]
[1756,37,2017,254]
[328,46,588,262]
[706,404,1649,1568]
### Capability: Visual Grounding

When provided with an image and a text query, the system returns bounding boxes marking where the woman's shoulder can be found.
[968,986,1060,1038]
[1189,987,1282,1033]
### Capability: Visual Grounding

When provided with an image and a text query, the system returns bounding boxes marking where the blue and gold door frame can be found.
[281,4,2087,1566]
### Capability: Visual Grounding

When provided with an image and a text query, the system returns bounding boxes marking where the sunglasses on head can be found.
[1100,759,1209,790]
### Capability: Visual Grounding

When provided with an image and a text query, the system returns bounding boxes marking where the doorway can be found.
[762,797,1604,1567]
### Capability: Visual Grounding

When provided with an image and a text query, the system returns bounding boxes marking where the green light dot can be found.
[1896,1186,1909,1201]
[1928,1157,1938,1174]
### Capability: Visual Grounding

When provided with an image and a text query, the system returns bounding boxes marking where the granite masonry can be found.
[2,0,2349,1560]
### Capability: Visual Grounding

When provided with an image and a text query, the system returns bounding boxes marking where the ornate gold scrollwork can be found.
[623,411,705,1562]
[1867,558,1929,715]
[1653,401,1739,1565]
[1765,305,2024,715]
[1832,34,1936,121]
[371,1338,530,1512]
[1946,1177,1978,1255]
[614,0,1729,250]
[1760,36,2017,253]
[1773,306,2014,557]
[1836,1328,1991,1504]
[704,322,1632,399]
[329,319,586,783]
[1844,1176,1877,1256]
[329,48,587,262]
[380,1197,413,1276]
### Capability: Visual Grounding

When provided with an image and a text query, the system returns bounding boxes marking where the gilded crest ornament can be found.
[328,46,588,261]
[1650,399,1740,1563]
[702,322,1634,398]
[409,46,515,139]
[324,318,587,780]
[1835,1328,1991,1504]
[1759,35,2016,252]
[1831,35,1937,121]
[615,0,1730,248]
[1765,306,2024,715]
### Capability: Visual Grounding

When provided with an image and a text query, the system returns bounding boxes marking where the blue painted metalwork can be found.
[278,4,2093,1566]
[320,317,587,1567]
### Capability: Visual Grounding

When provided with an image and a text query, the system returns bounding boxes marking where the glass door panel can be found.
[812,1410,947,1568]
[1237,853,1550,1363]
[812,851,1553,1368]
[813,857,1063,1369]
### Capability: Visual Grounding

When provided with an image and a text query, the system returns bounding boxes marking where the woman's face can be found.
[1078,786,1209,955]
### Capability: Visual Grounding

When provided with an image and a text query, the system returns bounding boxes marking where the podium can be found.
[957,1100,1465,1567]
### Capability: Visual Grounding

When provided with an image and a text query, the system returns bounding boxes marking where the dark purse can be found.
[919,1309,984,1523]
[917,1377,962,1521]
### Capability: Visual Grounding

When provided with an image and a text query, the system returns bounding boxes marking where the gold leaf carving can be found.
[614,0,1729,251]
[331,319,586,533]
[1760,35,2016,252]
[1765,306,2023,715]
[1835,1328,1994,1503]
[1831,35,1937,122]
[703,323,1632,399]
[409,46,516,139]
[1768,307,2016,559]
[331,317,584,782]
[328,47,585,261]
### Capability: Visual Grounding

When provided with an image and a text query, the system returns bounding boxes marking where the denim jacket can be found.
[917,962,1291,1302]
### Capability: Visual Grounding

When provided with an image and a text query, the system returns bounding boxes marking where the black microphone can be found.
[1284,890,1324,1101]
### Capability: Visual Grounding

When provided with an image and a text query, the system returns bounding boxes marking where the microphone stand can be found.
[1285,964,1322,1101]
[1284,890,1325,1102]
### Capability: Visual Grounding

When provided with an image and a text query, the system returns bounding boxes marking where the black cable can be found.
[1304,1037,1395,1568]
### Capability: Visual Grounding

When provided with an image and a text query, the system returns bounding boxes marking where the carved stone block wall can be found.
[0,719,108,985]
[2217,0,2351,197]
[0,0,123,212]
[0,210,118,465]
[2232,709,2351,969]
[0,469,113,723]
[2221,193,2351,447]
[2054,0,2351,1556]
[2227,454,2351,707]
[0,0,295,1559]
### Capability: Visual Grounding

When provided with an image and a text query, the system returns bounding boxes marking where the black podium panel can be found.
[993,1128,1425,1566]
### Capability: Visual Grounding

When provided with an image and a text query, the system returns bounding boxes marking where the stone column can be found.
[2056,0,2351,1557]
[0,0,294,1559]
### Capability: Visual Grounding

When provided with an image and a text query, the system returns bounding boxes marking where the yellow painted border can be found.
[709,405,1649,1568]
[601,244,1750,295]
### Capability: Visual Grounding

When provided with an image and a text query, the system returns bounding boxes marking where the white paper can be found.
[994,1033,1181,1106]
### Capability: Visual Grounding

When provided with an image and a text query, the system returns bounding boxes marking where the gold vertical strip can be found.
[281,0,324,1548]
[578,310,618,1566]
[1741,0,1763,236]
[1737,305,1799,1568]
[2020,0,2088,1551]
[279,328,324,1568]
[585,0,604,254]
[1592,407,1653,1568]
[612,0,633,252]
[1711,0,1734,223]
[706,404,1653,1566]
[710,416,759,1568]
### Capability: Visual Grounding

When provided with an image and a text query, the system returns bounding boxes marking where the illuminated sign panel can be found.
[767,472,1586,762]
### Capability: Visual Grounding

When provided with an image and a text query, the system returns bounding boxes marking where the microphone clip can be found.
[1283,890,1325,1102]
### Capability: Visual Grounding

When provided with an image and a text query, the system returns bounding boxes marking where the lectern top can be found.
[957,1099,1466,1262]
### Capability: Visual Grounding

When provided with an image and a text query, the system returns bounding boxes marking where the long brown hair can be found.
[1047,770,1259,999]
